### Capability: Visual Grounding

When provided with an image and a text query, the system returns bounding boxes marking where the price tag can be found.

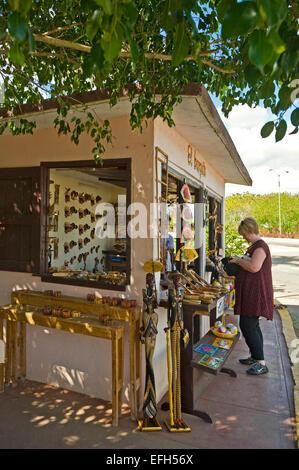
[216,296,224,318]
[0,339,4,364]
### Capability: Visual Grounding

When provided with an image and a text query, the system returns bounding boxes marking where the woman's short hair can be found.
[238,217,259,235]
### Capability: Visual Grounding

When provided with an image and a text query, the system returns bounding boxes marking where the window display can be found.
[41,160,130,289]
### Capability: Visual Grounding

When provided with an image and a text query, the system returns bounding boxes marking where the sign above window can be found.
[187,144,206,177]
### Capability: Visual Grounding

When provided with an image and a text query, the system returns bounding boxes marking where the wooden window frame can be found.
[40,159,132,291]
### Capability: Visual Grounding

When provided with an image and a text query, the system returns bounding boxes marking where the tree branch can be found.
[32,34,234,73]
[42,23,82,36]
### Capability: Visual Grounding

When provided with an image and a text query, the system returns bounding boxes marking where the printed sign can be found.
[216,296,224,318]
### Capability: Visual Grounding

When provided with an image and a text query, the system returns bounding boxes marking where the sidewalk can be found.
[0,310,297,450]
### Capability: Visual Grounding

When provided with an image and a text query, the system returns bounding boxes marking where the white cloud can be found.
[216,104,299,195]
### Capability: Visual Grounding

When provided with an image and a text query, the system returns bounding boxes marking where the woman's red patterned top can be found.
[234,239,274,320]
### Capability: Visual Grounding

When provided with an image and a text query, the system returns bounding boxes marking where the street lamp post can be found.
[269,169,289,235]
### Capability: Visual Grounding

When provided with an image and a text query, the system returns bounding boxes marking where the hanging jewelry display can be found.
[93,257,99,273]
[83,252,88,270]
[54,184,60,204]
[48,213,59,232]
[65,187,71,202]
[53,238,59,259]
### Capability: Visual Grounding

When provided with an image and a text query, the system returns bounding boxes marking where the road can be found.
[263,237,299,338]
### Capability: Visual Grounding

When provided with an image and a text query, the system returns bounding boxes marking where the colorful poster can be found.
[224,292,230,311]
[212,338,233,350]
[198,355,224,370]
[194,343,218,356]
[229,289,235,307]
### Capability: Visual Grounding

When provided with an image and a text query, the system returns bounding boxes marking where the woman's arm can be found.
[231,247,266,273]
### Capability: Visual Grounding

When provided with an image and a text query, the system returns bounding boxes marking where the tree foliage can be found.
[0,0,298,162]
[226,192,299,236]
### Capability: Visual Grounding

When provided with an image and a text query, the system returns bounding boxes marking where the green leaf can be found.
[8,0,32,14]
[275,119,287,142]
[222,2,259,39]
[172,22,189,66]
[7,0,21,11]
[28,28,36,53]
[101,29,122,61]
[128,36,139,63]
[217,0,236,22]
[8,12,28,41]
[291,109,299,127]
[94,0,113,15]
[8,41,26,65]
[277,86,292,111]
[260,121,274,138]
[244,64,262,86]
[289,126,298,135]
[124,2,138,29]
[267,29,286,55]
[248,30,274,73]
[86,10,102,42]
[258,0,287,29]
[261,80,275,99]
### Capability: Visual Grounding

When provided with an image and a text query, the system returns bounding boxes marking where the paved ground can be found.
[0,311,296,450]
[1,237,297,451]
[265,237,299,339]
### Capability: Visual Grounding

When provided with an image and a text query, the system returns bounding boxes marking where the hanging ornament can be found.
[180,224,193,243]
[175,247,198,263]
[181,205,193,223]
[180,183,192,203]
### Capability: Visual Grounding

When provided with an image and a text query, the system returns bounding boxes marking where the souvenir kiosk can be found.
[0,83,252,426]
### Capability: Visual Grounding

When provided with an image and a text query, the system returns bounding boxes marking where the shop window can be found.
[207,196,223,254]
[0,167,41,273]
[160,170,200,274]
[40,159,131,290]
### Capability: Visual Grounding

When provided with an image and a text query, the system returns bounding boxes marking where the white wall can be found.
[0,110,227,408]
[0,114,154,404]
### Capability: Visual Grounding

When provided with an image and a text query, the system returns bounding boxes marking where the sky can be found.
[212,99,299,196]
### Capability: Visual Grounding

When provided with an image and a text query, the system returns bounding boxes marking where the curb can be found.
[274,299,299,449]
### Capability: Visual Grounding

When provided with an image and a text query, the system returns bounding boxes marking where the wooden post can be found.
[112,330,119,427]
[5,320,12,385]
[129,318,137,420]
[118,329,124,418]
[11,321,18,386]
[135,316,141,412]
[0,319,4,392]
[19,322,26,380]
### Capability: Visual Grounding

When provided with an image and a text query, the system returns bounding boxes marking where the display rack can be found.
[0,303,124,427]
[10,289,141,421]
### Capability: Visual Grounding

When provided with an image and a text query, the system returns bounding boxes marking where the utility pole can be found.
[269,169,289,235]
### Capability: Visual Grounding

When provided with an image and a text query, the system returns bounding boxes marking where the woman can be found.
[231,217,274,375]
